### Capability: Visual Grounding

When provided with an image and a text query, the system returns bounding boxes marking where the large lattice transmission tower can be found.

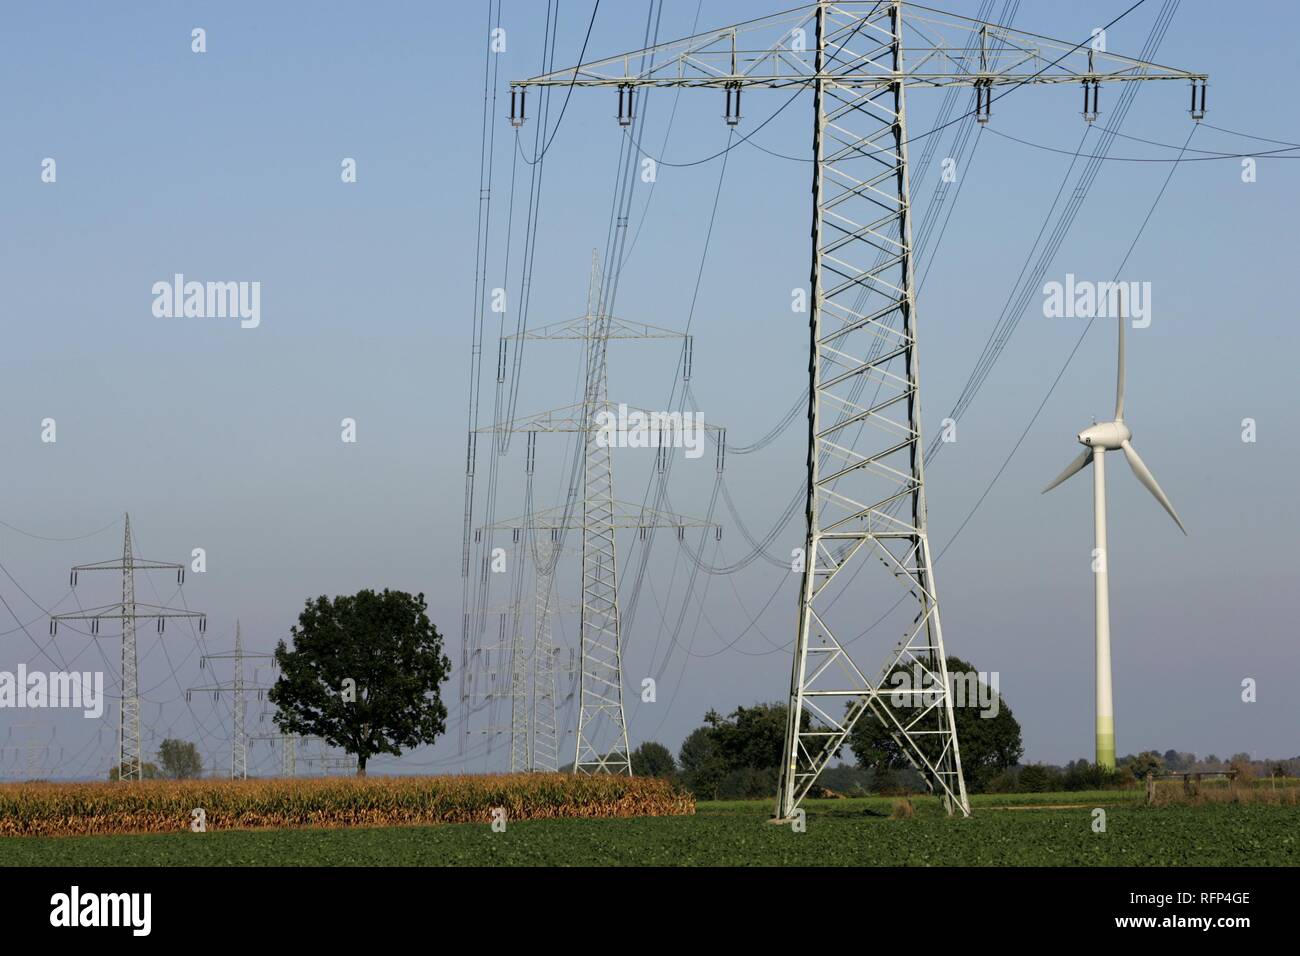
[472,256,721,774]
[51,513,207,781]
[511,1,1206,818]
[188,621,275,779]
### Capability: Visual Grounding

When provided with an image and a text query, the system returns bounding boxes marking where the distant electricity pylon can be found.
[473,255,721,774]
[298,739,357,775]
[188,621,274,779]
[482,500,713,771]
[250,731,302,776]
[0,719,52,780]
[510,1,1206,818]
[529,537,567,772]
[51,513,206,782]
[465,587,576,771]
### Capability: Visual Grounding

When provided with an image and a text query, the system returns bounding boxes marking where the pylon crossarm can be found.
[513,2,1203,91]
[71,559,183,572]
[52,604,205,621]
[484,498,716,533]
[507,315,689,341]
[474,402,586,434]
[475,400,723,437]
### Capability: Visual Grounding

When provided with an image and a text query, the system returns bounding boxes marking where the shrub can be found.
[890,798,915,819]
[983,768,1020,794]
[1017,763,1063,793]
[716,766,777,800]
[1061,762,1136,791]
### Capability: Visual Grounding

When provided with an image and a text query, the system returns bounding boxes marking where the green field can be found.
[1,791,1294,866]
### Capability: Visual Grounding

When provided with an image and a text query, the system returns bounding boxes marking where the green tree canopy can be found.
[678,726,727,799]
[704,702,804,770]
[267,589,450,775]
[157,738,203,779]
[847,656,1023,793]
[1121,750,1165,778]
[676,702,814,799]
[630,741,676,778]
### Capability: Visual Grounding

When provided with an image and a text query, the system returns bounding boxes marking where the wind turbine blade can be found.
[1115,311,1126,420]
[1121,440,1186,534]
[1042,449,1091,493]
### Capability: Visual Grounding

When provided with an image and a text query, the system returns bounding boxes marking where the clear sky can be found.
[1,0,1297,780]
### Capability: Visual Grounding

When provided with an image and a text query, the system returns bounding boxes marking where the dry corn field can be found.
[0,774,695,837]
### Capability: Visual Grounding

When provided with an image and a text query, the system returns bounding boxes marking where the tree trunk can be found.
[357,755,367,777]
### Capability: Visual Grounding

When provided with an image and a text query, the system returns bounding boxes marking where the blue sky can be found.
[1,0,1297,779]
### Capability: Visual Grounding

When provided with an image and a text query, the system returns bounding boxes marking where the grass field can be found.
[2,790,1295,866]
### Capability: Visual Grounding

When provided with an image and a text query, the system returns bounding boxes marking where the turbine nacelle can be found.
[1077,421,1131,451]
[1045,311,1185,535]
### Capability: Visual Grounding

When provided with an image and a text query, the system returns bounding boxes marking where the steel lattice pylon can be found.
[475,257,718,772]
[512,0,1205,818]
[52,513,206,781]
[190,621,274,779]
[529,538,561,772]
[575,260,629,774]
[282,734,298,777]
[785,2,966,817]
[506,541,533,772]
[120,518,139,780]
[493,530,530,773]
[250,732,301,776]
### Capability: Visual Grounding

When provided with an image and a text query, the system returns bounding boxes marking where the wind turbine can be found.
[1043,293,1186,769]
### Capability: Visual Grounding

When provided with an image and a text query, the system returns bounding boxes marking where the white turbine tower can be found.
[1043,297,1186,769]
